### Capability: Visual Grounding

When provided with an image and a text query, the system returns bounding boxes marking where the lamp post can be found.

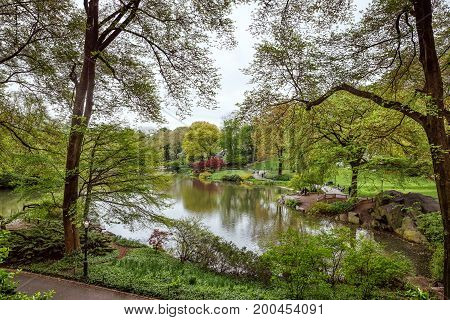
[83,220,90,281]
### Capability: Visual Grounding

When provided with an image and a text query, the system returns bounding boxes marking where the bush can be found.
[221,174,243,182]
[198,171,212,180]
[307,200,355,215]
[430,244,443,282]
[148,229,171,251]
[5,223,113,264]
[0,230,53,300]
[270,174,291,181]
[342,238,412,299]
[262,230,332,299]
[165,161,181,172]
[416,212,443,245]
[169,218,269,280]
[284,198,299,209]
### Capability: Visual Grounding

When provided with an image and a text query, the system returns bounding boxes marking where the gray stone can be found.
[348,212,360,225]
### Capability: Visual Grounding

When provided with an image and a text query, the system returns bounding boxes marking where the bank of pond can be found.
[0,176,444,299]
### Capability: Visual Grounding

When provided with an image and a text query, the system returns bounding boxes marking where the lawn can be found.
[209,169,253,181]
[331,168,437,198]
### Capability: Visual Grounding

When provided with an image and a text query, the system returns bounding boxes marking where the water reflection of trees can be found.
[172,178,329,247]
[163,178,429,274]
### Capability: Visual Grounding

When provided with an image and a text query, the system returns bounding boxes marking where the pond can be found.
[107,176,432,276]
[0,177,431,276]
[0,189,24,218]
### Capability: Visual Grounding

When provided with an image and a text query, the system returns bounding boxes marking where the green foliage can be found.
[416,212,443,245]
[284,198,298,208]
[289,169,325,189]
[220,174,243,182]
[169,218,269,280]
[262,230,332,299]
[5,224,113,264]
[403,286,431,300]
[182,122,221,160]
[264,228,412,300]
[0,230,53,300]
[430,244,444,282]
[198,171,212,180]
[307,199,356,215]
[342,238,412,299]
[266,173,291,181]
[165,160,181,172]
[209,170,252,181]
[220,119,254,166]
[26,248,279,300]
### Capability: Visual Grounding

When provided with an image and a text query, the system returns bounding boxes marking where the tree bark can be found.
[349,163,358,197]
[62,0,99,254]
[413,0,449,299]
[425,120,450,299]
[277,148,283,176]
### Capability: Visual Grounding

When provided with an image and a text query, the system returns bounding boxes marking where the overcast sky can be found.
[140,0,371,131]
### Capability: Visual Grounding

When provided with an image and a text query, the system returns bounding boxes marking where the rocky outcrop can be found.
[334,190,439,244]
[369,190,439,244]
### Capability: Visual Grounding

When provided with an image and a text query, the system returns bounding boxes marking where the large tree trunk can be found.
[425,120,450,299]
[62,0,98,254]
[413,0,449,298]
[277,148,283,176]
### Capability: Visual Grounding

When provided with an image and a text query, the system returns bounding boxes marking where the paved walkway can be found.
[14,271,148,300]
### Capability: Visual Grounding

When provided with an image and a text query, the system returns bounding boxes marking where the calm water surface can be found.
[0,177,431,276]
[107,177,431,276]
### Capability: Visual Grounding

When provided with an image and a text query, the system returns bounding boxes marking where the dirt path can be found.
[13,271,149,300]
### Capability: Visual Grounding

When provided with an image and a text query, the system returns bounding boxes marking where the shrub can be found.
[430,244,443,282]
[416,212,443,245]
[271,174,291,181]
[198,171,212,180]
[307,202,333,215]
[168,218,269,280]
[221,174,243,182]
[5,223,113,264]
[111,235,146,248]
[284,198,299,209]
[165,161,181,172]
[241,173,253,180]
[0,230,53,300]
[307,200,356,215]
[342,238,412,299]
[148,229,171,251]
[262,230,332,299]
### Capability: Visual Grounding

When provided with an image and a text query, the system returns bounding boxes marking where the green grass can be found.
[331,168,437,198]
[209,169,253,181]
[250,159,437,198]
[23,248,282,300]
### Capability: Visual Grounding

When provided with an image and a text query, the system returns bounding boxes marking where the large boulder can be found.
[347,212,360,225]
[394,216,427,244]
[371,190,439,244]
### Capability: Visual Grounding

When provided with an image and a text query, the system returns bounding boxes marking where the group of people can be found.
[254,170,267,178]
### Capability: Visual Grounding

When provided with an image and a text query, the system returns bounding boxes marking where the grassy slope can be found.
[24,247,281,300]
[333,168,437,198]
[209,170,253,181]
[250,159,437,198]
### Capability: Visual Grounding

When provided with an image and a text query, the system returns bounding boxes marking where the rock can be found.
[402,229,427,244]
[394,216,427,244]
[348,212,360,225]
[338,213,348,222]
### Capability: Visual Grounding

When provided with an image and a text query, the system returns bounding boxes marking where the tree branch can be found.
[305,84,426,125]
